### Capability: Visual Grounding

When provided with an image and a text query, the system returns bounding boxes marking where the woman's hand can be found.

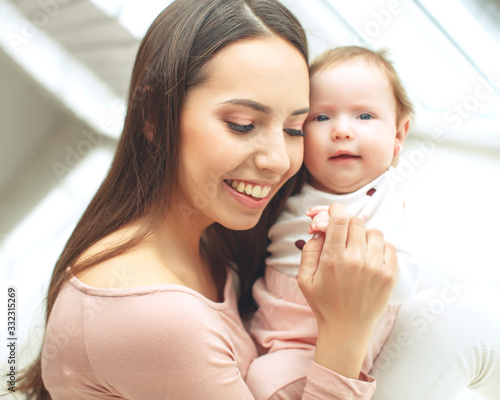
[297,203,398,379]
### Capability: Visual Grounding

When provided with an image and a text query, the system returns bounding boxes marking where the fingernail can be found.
[312,232,323,239]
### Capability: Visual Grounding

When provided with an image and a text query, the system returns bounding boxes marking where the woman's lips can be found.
[223,180,273,210]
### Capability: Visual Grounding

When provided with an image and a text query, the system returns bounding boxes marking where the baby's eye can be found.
[358,113,373,120]
[283,128,306,137]
[315,115,329,122]
[226,121,254,133]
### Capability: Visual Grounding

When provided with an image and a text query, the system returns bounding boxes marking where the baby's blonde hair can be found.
[309,46,414,123]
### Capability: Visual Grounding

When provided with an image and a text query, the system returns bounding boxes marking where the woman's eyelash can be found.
[226,122,305,137]
[284,128,306,137]
[226,121,254,133]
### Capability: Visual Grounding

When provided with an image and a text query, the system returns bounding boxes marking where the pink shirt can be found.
[41,268,376,399]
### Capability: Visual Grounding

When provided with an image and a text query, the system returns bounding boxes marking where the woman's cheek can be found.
[286,141,303,178]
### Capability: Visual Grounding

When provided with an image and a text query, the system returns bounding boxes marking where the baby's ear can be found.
[392,114,411,166]
[396,114,411,145]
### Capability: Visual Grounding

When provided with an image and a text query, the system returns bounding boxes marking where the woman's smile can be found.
[225,179,273,199]
[222,179,273,209]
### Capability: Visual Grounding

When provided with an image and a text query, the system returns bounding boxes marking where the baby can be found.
[250,46,422,378]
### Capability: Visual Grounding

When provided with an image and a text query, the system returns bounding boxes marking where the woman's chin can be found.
[220,215,262,232]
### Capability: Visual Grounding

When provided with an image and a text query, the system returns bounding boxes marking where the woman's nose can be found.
[254,131,291,176]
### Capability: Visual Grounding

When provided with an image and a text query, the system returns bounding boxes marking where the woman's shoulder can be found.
[74,223,185,290]
[75,247,184,289]
[45,267,239,399]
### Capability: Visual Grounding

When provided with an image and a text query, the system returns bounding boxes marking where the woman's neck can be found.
[146,210,225,301]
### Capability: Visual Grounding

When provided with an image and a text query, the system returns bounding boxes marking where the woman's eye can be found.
[226,121,254,133]
[283,128,306,137]
[316,115,329,122]
[358,113,373,120]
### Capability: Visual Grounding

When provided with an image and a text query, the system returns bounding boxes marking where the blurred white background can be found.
[1,0,499,399]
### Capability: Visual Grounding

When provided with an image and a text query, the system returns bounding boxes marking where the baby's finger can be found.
[311,211,329,226]
[308,220,329,234]
[307,210,330,234]
[305,205,330,218]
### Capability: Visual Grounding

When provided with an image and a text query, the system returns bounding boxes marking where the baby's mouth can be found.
[329,152,360,160]
[224,179,271,199]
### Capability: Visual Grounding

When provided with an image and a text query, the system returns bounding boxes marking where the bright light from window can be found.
[89,0,173,38]
[0,148,113,279]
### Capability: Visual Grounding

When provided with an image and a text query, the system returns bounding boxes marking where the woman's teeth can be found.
[226,180,271,199]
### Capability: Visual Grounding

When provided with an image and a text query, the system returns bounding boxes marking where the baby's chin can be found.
[307,177,365,195]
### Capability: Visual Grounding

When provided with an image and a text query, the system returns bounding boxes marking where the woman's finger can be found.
[365,228,385,268]
[297,233,326,289]
[383,241,399,275]
[345,216,367,255]
[323,203,349,255]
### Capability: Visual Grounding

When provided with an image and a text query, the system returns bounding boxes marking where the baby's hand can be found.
[306,205,330,234]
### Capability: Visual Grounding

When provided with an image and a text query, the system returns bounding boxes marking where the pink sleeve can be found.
[247,271,377,399]
[84,292,255,399]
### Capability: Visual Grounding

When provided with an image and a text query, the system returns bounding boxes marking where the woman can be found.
[19,0,396,398]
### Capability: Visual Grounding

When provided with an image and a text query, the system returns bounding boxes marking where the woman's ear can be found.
[143,120,155,142]
[141,85,155,142]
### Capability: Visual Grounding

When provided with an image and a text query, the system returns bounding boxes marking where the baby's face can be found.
[303,59,404,194]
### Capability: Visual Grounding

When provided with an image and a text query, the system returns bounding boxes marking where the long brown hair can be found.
[18,0,308,398]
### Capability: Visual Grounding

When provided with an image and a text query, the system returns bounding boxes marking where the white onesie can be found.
[266,167,421,304]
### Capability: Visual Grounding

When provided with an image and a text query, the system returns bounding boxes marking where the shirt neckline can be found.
[67,266,233,311]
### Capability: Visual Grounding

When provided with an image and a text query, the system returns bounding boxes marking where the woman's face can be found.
[176,38,309,231]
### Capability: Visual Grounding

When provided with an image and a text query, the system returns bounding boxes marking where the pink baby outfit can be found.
[41,267,377,399]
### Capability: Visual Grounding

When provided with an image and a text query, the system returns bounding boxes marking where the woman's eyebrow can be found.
[292,108,310,116]
[221,99,310,117]
[221,99,271,113]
